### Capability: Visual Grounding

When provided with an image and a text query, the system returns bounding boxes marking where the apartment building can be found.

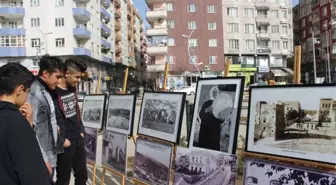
[145,0,224,87]
[223,0,294,84]
[0,0,144,92]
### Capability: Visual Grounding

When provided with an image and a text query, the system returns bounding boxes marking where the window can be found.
[166,3,173,11]
[209,39,217,47]
[167,56,175,64]
[244,24,254,33]
[244,8,254,17]
[301,30,306,39]
[301,19,306,27]
[207,5,216,13]
[188,21,197,29]
[281,10,287,19]
[55,0,64,7]
[272,41,280,49]
[55,38,65,47]
[228,23,239,33]
[227,7,238,17]
[257,40,269,48]
[229,39,239,49]
[283,41,288,49]
[271,25,279,33]
[321,6,328,17]
[30,0,40,7]
[189,39,198,46]
[31,18,40,27]
[282,25,288,34]
[168,38,175,46]
[187,4,196,12]
[8,22,17,28]
[209,56,217,64]
[271,10,278,18]
[300,6,306,18]
[168,20,175,28]
[208,22,217,30]
[245,40,255,50]
[306,4,312,14]
[31,38,40,47]
[55,18,64,27]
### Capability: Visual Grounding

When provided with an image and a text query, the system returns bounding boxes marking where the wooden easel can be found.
[293,45,302,84]
[87,160,97,185]
[224,58,231,77]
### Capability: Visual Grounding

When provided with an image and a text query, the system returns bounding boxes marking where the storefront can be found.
[228,64,258,85]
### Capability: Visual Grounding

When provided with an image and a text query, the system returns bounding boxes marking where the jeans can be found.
[55,138,88,185]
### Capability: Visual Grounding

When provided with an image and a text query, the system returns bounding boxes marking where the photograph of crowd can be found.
[174,147,237,185]
[82,95,106,129]
[247,85,336,164]
[138,92,185,143]
[84,127,98,162]
[134,137,173,185]
[189,77,244,153]
[102,131,127,174]
[106,95,136,135]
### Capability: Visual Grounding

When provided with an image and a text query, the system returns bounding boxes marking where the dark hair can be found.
[64,56,87,73]
[38,55,65,76]
[0,63,35,96]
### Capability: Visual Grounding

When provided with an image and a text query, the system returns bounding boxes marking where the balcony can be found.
[73,27,91,39]
[74,0,90,3]
[227,49,240,54]
[0,47,25,57]
[100,6,111,21]
[146,10,167,22]
[145,0,170,6]
[115,32,121,41]
[115,21,121,30]
[256,32,269,39]
[0,28,25,36]
[115,8,121,18]
[146,28,168,36]
[254,3,270,10]
[280,19,288,24]
[114,0,121,7]
[101,23,111,37]
[147,45,168,56]
[115,46,122,54]
[255,15,270,26]
[101,0,111,7]
[257,47,271,54]
[73,48,91,56]
[101,38,111,49]
[72,8,90,23]
[0,6,25,19]
[102,55,112,63]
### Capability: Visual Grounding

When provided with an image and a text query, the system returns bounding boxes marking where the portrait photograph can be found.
[102,130,127,174]
[174,147,237,185]
[244,158,336,185]
[84,127,98,162]
[138,92,186,143]
[246,84,336,164]
[82,95,106,129]
[134,137,173,185]
[105,94,136,136]
[189,77,245,153]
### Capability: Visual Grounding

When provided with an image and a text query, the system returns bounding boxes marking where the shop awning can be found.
[147,64,165,72]
[282,68,294,75]
[271,69,288,76]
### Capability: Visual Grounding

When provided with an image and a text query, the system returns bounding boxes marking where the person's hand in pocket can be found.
[63,139,71,148]
[45,162,52,175]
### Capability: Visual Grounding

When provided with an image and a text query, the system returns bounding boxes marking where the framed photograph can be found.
[244,158,336,185]
[84,127,98,162]
[82,95,107,129]
[189,77,245,153]
[134,137,173,185]
[246,84,336,165]
[174,147,237,185]
[102,130,127,174]
[105,94,136,136]
[138,91,186,144]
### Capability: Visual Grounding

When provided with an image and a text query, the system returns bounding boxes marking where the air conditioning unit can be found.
[204,65,210,71]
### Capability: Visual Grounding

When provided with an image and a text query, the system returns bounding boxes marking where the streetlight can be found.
[323,24,331,83]
[181,29,202,77]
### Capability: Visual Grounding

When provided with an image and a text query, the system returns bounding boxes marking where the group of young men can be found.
[0,55,88,185]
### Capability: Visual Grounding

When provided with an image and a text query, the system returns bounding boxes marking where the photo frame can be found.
[133,136,173,185]
[84,127,98,163]
[105,94,136,136]
[82,95,107,129]
[137,91,186,144]
[246,84,336,165]
[188,77,245,154]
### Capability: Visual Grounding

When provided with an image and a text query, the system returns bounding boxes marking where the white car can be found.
[174,86,196,95]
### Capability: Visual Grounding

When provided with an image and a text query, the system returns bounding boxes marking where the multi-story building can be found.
[223,0,294,84]
[145,0,225,88]
[0,0,143,93]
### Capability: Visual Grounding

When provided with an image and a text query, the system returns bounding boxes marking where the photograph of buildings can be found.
[102,131,127,174]
[134,137,173,185]
[174,147,237,185]
[82,95,105,129]
[244,158,336,185]
[189,77,244,153]
[106,95,135,135]
[84,127,98,162]
[247,85,336,164]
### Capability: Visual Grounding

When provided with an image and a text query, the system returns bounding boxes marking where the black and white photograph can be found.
[244,158,336,185]
[189,77,244,153]
[82,95,106,129]
[106,94,136,136]
[102,130,127,174]
[247,84,336,165]
[174,147,237,185]
[133,137,173,185]
[138,92,186,143]
[84,127,98,162]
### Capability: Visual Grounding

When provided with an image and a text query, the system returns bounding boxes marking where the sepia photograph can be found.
[82,95,106,129]
[174,147,237,185]
[138,92,186,143]
[189,77,245,153]
[106,94,136,136]
[244,158,336,185]
[102,130,127,174]
[84,127,98,162]
[134,137,173,185]
[246,84,336,164]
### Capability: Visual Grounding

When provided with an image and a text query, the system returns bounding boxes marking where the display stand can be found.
[95,72,102,94]
[87,159,97,185]
[293,45,301,84]
[224,58,231,77]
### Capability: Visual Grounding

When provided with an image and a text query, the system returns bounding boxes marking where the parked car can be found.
[174,86,196,95]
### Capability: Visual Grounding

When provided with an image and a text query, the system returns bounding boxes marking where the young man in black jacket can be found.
[55,56,88,185]
[0,63,53,185]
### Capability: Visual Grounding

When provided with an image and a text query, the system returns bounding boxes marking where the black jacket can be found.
[0,101,53,185]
